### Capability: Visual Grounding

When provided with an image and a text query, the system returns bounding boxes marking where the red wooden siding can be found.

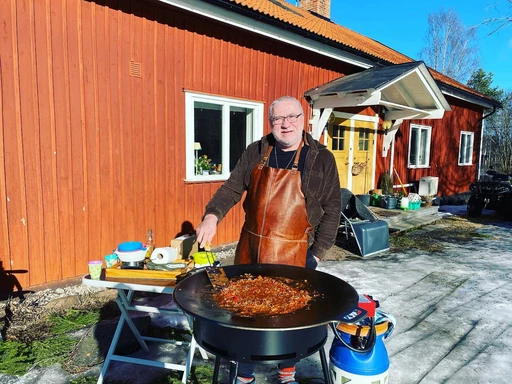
[387,97,482,196]
[0,0,348,287]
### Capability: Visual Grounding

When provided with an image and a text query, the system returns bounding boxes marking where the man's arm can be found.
[196,142,258,248]
[309,151,342,259]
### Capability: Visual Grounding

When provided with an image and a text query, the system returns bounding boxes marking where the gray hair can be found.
[268,96,304,120]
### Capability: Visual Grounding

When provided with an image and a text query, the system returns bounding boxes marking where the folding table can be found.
[82,275,208,384]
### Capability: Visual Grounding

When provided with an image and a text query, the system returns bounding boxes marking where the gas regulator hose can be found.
[330,317,377,353]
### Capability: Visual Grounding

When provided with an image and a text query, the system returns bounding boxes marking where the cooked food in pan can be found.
[215,273,314,317]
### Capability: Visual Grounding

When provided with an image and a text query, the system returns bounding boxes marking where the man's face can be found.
[270,100,304,150]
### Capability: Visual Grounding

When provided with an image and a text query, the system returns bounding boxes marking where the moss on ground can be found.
[390,215,493,252]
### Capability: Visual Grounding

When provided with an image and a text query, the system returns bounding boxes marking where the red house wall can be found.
[0,0,352,287]
[386,96,483,196]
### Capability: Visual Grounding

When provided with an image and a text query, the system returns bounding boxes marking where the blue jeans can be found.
[305,248,318,270]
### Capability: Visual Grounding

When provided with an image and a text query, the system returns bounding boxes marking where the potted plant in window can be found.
[196,155,212,175]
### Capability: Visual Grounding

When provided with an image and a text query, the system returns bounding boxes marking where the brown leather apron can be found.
[234,141,313,267]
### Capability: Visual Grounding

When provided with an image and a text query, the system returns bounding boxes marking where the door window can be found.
[331,125,346,151]
[358,128,370,151]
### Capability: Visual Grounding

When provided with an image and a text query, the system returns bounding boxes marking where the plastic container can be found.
[409,201,421,210]
[356,194,371,206]
[117,241,144,252]
[399,196,409,210]
[192,251,216,265]
[379,195,397,209]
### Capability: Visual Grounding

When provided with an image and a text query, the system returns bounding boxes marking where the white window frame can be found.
[458,131,474,166]
[408,124,432,168]
[185,92,264,181]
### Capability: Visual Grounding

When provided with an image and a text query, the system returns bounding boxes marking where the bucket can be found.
[356,194,371,206]
[330,320,390,384]
[379,195,397,209]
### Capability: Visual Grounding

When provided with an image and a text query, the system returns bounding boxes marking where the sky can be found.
[288,0,512,91]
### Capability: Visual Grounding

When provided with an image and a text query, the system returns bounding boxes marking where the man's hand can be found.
[196,214,218,249]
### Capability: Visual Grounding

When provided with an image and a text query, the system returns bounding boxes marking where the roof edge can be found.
[438,83,503,110]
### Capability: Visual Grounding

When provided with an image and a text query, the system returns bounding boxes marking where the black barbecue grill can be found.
[173,264,360,384]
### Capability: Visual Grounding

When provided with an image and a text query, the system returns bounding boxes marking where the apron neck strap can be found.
[262,133,307,169]
[290,132,307,170]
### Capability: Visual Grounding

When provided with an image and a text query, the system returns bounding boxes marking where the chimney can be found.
[299,0,331,19]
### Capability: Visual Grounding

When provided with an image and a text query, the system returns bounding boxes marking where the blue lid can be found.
[118,241,144,252]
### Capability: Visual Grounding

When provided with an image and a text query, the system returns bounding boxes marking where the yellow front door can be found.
[328,118,375,194]
[328,119,350,185]
[351,121,374,194]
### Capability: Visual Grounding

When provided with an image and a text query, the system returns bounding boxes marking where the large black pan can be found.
[173,263,359,331]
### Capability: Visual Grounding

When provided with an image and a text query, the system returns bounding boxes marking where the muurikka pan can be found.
[173,263,359,331]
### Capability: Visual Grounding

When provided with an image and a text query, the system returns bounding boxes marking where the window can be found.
[459,131,474,165]
[185,93,264,181]
[408,124,431,168]
[358,128,370,151]
[331,125,346,151]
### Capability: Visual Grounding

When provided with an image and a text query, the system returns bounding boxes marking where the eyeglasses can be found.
[270,113,303,125]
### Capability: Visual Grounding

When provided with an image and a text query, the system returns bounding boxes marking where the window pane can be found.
[419,128,428,165]
[358,128,370,151]
[331,125,344,151]
[409,128,418,165]
[459,134,467,163]
[229,107,251,171]
[194,102,222,174]
[466,139,472,163]
[464,134,472,163]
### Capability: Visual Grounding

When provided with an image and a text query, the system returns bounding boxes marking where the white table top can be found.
[82,275,175,294]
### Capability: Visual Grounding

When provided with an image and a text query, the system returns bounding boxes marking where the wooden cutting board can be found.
[105,260,193,286]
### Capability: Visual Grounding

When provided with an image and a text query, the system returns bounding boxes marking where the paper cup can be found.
[88,260,103,280]
[104,254,119,268]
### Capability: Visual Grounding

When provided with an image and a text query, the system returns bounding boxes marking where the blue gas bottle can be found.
[329,307,394,384]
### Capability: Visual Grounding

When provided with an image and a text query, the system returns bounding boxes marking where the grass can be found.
[1,302,201,383]
[49,309,102,335]
[0,308,102,376]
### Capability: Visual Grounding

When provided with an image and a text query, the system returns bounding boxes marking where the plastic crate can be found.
[409,201,421,210]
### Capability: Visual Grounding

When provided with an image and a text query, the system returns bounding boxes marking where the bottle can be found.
[145,229,155,260]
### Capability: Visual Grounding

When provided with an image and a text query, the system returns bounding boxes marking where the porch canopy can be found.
[304,61,451,140]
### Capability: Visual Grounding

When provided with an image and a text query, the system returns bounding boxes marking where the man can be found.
[196,96,341,383]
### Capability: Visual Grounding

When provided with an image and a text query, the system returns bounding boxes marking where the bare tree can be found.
[482,0,512,35]
[466,69,511,174]
[484,92,512,174]
[420,8,480,83]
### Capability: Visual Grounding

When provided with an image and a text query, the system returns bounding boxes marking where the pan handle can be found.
[334,306,368,324]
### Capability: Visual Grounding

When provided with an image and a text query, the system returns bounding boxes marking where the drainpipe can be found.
[477,106,497,180]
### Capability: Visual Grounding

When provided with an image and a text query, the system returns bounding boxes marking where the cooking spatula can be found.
[205,266,230,291]
[201,243,230,291]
